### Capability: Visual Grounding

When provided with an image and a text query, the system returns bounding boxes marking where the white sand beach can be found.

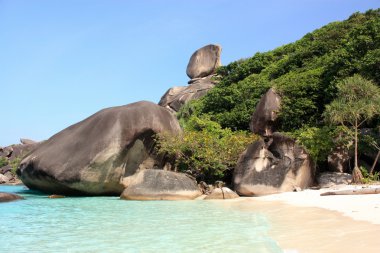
[217,184,380,252]
[229,185,380,253]
[254,184,380,225]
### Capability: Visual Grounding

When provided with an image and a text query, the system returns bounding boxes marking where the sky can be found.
[0,0,379,146]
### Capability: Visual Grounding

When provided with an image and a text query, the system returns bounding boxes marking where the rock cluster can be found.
[233,88,315,196]
[159,44,221,112]
[0,139,38,185]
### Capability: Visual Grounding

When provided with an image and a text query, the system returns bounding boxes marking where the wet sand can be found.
[217,186,380,253]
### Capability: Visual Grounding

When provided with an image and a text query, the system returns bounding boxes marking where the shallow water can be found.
[0,185,283,253]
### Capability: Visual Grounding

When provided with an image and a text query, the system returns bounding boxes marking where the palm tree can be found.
[324,75,380,183]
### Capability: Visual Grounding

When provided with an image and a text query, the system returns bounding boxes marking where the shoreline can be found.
[3,182,380,225]
[250,184,380,225]
[221,186,380,253]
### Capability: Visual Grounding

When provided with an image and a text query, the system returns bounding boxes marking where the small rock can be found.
[195,195,207,200]
[0,165,12,174]
[4,171,14,180]
[204,187,240,200]
[20,138,37,145]
[293,186,302,192]
[48,195,65,198]
[0,174,9,184]
[0,192,23,202]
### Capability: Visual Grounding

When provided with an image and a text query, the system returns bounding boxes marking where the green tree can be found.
[324,75,380,183]
[156,116,258,184]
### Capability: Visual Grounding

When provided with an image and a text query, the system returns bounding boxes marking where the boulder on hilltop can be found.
[159,44,222,112]
[186,44,221,79]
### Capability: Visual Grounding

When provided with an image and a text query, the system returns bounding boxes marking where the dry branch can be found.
[320,188,380,196]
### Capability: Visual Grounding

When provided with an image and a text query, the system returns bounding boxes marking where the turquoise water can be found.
[0,185,284,253]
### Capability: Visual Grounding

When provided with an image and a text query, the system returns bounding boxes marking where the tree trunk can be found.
[370,150,380,175]
[352,118,363,183]
[321,187,380,196]
[352,166,363,183]
[354,118,358,169]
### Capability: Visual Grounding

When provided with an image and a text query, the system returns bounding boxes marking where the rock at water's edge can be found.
[0,192,23,202]
[204,187,239,200]
[120,169,202,200]
[18,101,182,196]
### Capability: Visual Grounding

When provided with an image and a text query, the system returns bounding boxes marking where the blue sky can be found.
[1,0,379,146]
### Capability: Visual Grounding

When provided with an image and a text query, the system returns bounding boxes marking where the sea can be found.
[0,185,292,253]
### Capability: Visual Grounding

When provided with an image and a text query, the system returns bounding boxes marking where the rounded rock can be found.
[18,101,182,196]
[186,44,221,79]
[120,169,202,200]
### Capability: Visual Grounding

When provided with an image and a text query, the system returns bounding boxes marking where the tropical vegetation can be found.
[157,9,380,183]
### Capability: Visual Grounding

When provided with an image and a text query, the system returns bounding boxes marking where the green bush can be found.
[0,157,9,168]
[156,116,258,183]
[287,126,353,168]
[360,166,380,183]
[10,157,22,175]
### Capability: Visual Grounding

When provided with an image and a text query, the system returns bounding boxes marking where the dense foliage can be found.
[156,116,258,184]
[181,9,380,132]
[176,9,380,177]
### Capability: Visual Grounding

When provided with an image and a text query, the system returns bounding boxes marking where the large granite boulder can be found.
[17,101,182,195]
[158,77,215,112]
[186,44,221,79]
[249,88,281,136]
[0,192,23,202]
[233,133,315,196]
[120,169,202,200]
